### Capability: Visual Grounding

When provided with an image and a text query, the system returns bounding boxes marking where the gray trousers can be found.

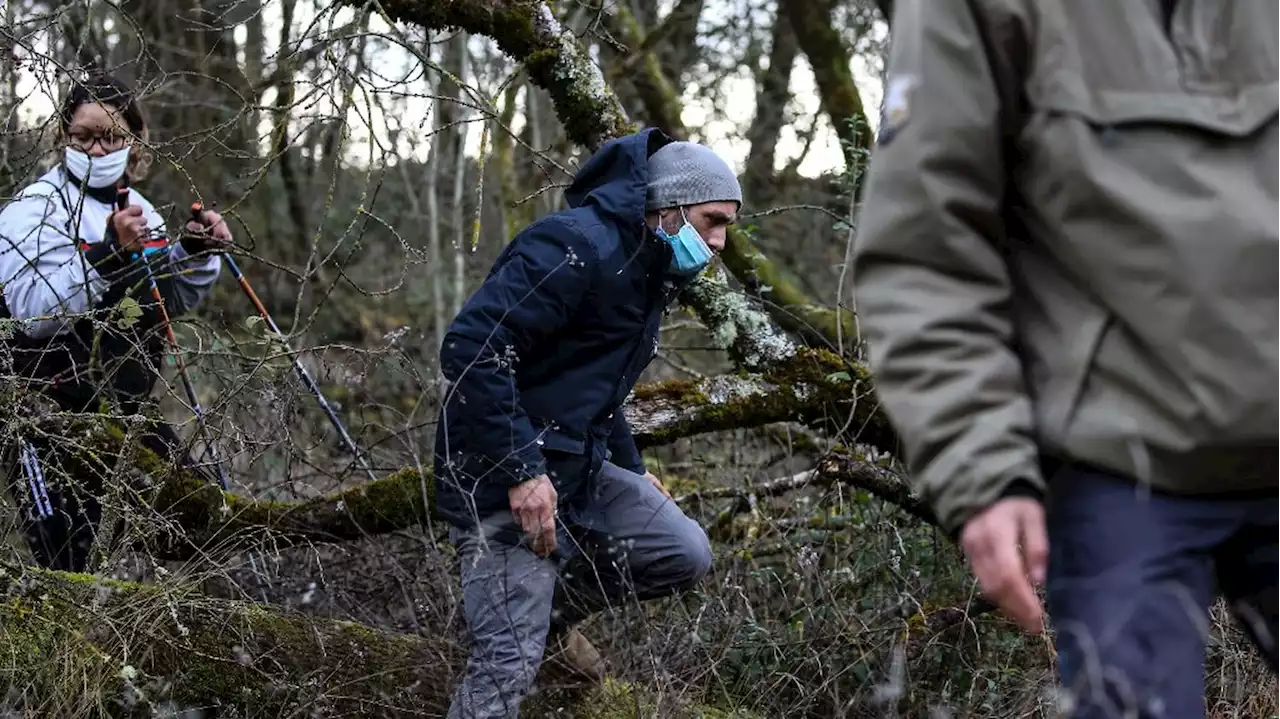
[446,461,713,719]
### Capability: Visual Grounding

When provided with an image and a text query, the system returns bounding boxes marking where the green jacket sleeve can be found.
[851,0,1043,535]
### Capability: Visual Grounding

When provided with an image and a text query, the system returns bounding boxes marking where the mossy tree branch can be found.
[629,348,894,453]
[77,346,894,560]
[605,4,688,139]
[717,227,859,350]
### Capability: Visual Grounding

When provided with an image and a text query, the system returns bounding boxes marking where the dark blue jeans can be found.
[1045,463,1277,719]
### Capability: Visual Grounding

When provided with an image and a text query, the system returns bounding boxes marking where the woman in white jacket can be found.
[0,71,232,571]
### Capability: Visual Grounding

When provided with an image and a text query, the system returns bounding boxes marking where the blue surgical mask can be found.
[655,208,713,277]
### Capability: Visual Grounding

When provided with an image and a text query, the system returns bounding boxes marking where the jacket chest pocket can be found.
[1019,3,1279,237]
[1034,3,1274,128]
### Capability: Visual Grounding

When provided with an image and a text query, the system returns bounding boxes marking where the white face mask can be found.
[64,146,130,188]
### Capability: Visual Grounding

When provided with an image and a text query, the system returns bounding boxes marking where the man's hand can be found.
[109,205,147,255]
[960,497,1049,634]
[643,471,672,500]
[181,208,234,254]
[509,474,558,557]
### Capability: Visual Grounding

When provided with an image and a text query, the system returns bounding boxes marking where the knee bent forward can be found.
[674,528,713,590]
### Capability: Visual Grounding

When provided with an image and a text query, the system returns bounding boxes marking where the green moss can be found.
[632,376,711,406]
[523,47,560,74]
[0,569,155,716]
[213,467,433,549]
[326,466,432,534]
[0,564,466,715]
[35,413,435,561]
[659,472,701,498]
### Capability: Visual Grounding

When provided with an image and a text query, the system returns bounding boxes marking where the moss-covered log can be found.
[0,563,752,718]
[147,465,433,558]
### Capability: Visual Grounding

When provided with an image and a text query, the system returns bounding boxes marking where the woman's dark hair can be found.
[58,71,147,135]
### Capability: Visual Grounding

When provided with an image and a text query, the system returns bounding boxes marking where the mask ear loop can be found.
[677,206,713,256]
[657,207,679,235]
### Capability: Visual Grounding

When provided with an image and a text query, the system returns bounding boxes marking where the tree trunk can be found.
[781,0,876,180]
[743,11,798,202]
[449,34,471,316]
[424,36,447,385]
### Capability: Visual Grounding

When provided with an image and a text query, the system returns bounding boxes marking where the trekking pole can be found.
[191,202,378,483]
[117,189,231,491]
[18,438,52,519]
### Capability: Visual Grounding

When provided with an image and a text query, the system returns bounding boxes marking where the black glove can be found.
[179,207,233,255]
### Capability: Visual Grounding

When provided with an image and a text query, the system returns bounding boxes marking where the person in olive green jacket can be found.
[852,1,1277,716]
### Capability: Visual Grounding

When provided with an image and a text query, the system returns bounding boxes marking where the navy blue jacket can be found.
[434,128,684,528]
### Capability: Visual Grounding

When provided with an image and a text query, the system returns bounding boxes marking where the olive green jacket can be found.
[852,0,1278,533]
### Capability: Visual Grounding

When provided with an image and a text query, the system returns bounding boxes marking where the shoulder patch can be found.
[877,74,918,146]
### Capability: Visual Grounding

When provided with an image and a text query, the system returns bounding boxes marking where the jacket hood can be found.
[563,128,672,224]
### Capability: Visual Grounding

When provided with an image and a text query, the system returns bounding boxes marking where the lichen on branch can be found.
[680,266,797,370]
[627,347,895,454]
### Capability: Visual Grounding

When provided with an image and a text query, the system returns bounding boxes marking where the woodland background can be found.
[0,1,1274,717]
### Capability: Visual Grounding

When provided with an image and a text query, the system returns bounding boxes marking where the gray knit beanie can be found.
[645,141,742,212]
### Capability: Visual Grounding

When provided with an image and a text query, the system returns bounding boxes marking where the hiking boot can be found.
[543,627,606,683]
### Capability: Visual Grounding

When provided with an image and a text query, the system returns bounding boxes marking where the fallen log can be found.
[0,564,754,718]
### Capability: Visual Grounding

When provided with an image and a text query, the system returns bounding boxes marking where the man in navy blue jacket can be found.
[435,127,740,718]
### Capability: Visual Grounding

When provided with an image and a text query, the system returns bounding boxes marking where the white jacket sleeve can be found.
[0,189,139,339]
